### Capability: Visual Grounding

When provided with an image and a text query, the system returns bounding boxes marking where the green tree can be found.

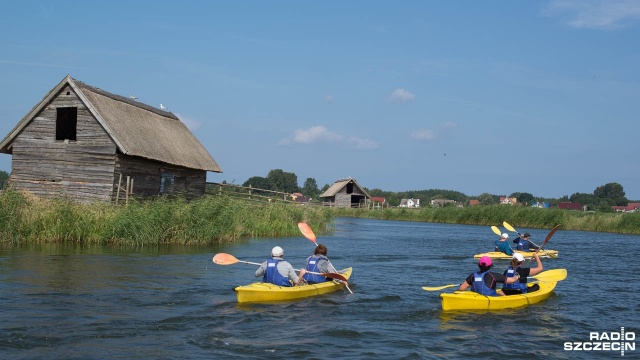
[569,192,596,206]
[243,176,276,195]
[302,177,320,198]
[267,169,299,193]
[510,192,534,205]
[593,182,628,206]
[477,192,495,205]
[0,170,8,189]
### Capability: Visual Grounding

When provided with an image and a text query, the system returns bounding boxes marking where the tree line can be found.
[239,169,635,212]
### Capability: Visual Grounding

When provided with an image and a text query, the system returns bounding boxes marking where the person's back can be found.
[255,246,306,287]
[459,256,515,296]
[494,233,513,255]
[304,244,331,284]
[514,233,539,252]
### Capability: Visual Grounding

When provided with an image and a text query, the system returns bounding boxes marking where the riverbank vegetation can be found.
[331,205,640,234]
[0,190,333,245]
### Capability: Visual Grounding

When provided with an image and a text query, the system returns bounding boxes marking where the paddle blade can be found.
[491,226,501,236]
[531,268,567,282]
[541,224,561,247]
[422,284,458,291]
[298,222,317,244]
[212,253,239,265]
[323,272,348,282]
[503,221,517,233]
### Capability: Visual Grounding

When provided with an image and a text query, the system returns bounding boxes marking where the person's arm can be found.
[528,253,543,276]
[318,258,331,273]
[282,262,300,284]
[459,275,472,291]
[295,269,307,286]
[255,261,267,277]
[496,272,518,285]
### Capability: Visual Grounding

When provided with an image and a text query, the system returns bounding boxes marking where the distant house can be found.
[558,202,582,210]
[430,199,457,207]
[0,75,222,202]
[399,198,420,208]
[532,201,549,208]
[469,199,480,206]
[369,196,386,209]
[291,192,311,203]
[500,196,517,205]
[320,177,370,207]
[612,202,640,213]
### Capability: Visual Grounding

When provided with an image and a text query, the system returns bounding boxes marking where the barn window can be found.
[346,183,353,194]
[160,172,174,194]
[56,107,77,141]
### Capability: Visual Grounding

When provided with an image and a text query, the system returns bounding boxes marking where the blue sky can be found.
[1,1,639,200]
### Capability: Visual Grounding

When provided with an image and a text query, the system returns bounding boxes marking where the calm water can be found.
[1,217,639,359]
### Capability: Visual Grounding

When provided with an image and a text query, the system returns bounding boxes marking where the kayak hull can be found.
[439,277,558,311]
[473,250,558,259]
[234,267,352,303]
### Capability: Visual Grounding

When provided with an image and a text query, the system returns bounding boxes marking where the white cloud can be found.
[388,88,415,103]
[175,113,201,130]
[410,122,457,141]
[279,126,378,150]
[544,0,640,29]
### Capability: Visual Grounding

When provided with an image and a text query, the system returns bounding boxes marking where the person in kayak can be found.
[303,244,332,284]
[502,252,543,295]
[512,232,540,252]
[459,256,518,296]
[494,233,513,255]
[255,246,306,287]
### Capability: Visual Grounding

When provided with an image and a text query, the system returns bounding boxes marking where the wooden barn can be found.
[320,177,370,207]
[0,75,222,202]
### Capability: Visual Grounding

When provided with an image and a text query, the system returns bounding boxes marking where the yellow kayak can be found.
[440,279,557,311]
[234,267,352,303]
[473,250,558,259]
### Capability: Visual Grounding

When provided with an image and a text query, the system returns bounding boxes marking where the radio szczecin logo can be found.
[565,327,635,356]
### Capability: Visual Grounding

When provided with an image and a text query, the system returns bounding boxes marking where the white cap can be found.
[501,233,509,239]
[513,253,525,262]
[271,246,284,257]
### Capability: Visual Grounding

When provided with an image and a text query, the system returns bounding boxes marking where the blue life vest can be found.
[504,266,528,292]
[495,240,513,255]
[470,270,497,296]
[304,256,328,283]
[263,258,292,287]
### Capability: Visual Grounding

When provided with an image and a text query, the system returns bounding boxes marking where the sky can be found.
[1,1,639,200]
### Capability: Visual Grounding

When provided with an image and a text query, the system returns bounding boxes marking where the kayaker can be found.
[502,252,543,295]
[303,244,331,284]
[494,233,514,255]
[255,246,306,287]
[459,256,518,296]
[512,232,540,252]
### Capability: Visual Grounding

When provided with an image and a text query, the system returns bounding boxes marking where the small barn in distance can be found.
[0,75,222,202]
[320,177,370,207]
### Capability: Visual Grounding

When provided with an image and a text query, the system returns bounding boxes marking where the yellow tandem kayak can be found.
[234,267,352,303]
[473,249,558,260]
[439,269,565,311]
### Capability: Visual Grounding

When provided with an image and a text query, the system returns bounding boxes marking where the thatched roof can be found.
[0,75,222,172]
[320,177,370,198]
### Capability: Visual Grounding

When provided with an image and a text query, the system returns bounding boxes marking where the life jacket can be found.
[303,255,329,283]
[495,240,513,255]
[503,266,528,292]
[470,270,497,296]
[516,240,532,251]
[263,258,292,287]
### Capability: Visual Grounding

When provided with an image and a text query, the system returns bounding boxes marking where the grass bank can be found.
[0,190,333,245]
[331,205,640,234]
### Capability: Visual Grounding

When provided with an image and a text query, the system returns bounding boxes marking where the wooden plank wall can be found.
[114,153,206,200]
[10,85,117,202]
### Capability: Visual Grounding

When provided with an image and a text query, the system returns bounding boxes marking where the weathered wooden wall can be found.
[114,154,206,199]
[10,85,117,202]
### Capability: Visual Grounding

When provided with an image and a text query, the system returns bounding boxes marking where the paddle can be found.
[524,224,561,267]
[530,268,567,282]
[491,226,501,236]
[212,252,349,282]
[297,222,353,294]
[504,221,541,248]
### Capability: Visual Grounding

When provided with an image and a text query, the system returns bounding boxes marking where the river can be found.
[1,217,638,359]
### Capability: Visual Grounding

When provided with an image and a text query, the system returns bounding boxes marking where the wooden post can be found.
[130,178,134,199]
[116,173,122,205]
[125,176,130,204]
